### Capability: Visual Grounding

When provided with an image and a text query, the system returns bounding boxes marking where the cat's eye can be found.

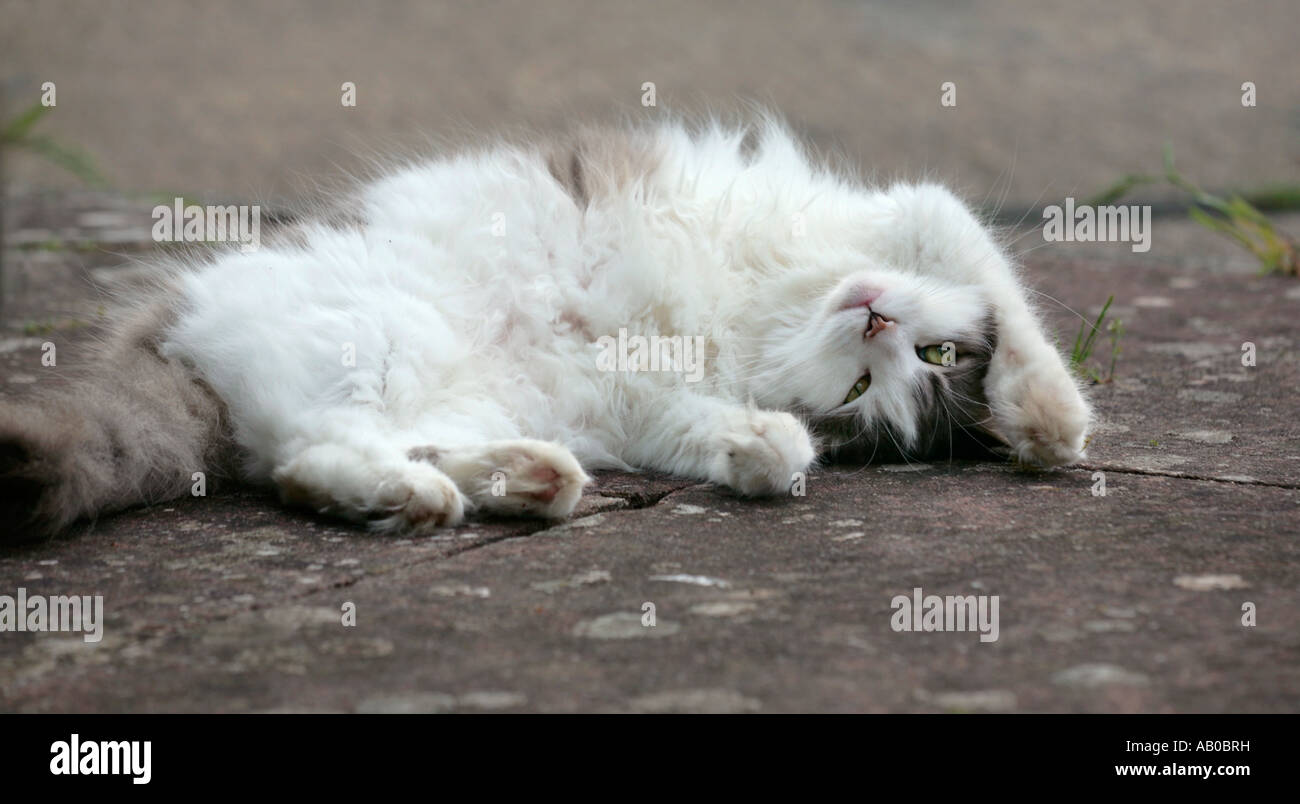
[917,344,955,366]
[843,373,870,404]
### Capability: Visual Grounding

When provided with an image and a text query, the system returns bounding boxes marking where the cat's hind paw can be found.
[364,467,466,533]
[274,445,467,533]
[418,439,591,519]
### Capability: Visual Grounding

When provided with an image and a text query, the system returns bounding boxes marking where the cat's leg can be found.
[891,184,1090,467]
[409,439,590,519]
[624,392,816,496]
[984,294,1092,467]
[271,421,468,533]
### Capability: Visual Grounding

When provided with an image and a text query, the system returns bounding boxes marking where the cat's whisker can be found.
[1021,286,1098,329]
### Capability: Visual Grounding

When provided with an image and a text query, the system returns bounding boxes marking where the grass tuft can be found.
[2,100,108,187]
[1088,145,1297,276]
[1070,295,1122,384]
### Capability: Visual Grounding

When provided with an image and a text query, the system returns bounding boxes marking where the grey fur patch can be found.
[544,126,663,209]
[0,295,236,543]
[407,446,442,465]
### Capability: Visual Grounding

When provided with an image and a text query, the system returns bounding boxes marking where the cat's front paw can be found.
[988,360,1091,468]
[710,410,815,496]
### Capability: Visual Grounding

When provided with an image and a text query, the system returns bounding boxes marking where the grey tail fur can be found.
[0,300,234,544]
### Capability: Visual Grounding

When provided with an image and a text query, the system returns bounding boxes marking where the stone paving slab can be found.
[0,198,1298,712]
[1031,257,1300,489]
[2,467,1294,713]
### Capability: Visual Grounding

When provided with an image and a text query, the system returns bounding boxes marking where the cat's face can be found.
[746,262,1000,462]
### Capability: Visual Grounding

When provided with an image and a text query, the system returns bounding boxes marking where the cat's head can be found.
[737,184,1007,462]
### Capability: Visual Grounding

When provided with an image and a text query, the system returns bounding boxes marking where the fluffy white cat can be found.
[0,116,1090,540]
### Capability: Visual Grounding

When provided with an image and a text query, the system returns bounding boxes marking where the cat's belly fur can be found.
[160,148,709,480]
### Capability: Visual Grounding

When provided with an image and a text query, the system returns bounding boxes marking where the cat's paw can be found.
[274,445,466,532]
[417,439,591,519]
[987,358,1090,468]
[365,464,467,533]
[710,410,816,496]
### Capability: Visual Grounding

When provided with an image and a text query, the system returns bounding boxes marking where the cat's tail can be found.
[0,301,234,544]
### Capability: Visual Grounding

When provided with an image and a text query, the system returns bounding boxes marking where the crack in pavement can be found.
[129,477,702,635]
[1076,462,1300,490]
[33,461,1294,653]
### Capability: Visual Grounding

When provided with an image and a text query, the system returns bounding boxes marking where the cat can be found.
[0,115,1091,542]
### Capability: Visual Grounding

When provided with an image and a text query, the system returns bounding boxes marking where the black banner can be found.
[0,714,1283,791]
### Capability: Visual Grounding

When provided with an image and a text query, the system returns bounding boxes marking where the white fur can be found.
[160,118,1090,530]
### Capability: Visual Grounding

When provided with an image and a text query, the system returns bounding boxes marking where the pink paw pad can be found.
[526,465,562,502]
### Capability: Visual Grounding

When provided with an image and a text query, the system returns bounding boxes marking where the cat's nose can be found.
[865,311,894,338]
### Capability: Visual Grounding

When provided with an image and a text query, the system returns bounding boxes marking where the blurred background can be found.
[2,0,1297,209]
